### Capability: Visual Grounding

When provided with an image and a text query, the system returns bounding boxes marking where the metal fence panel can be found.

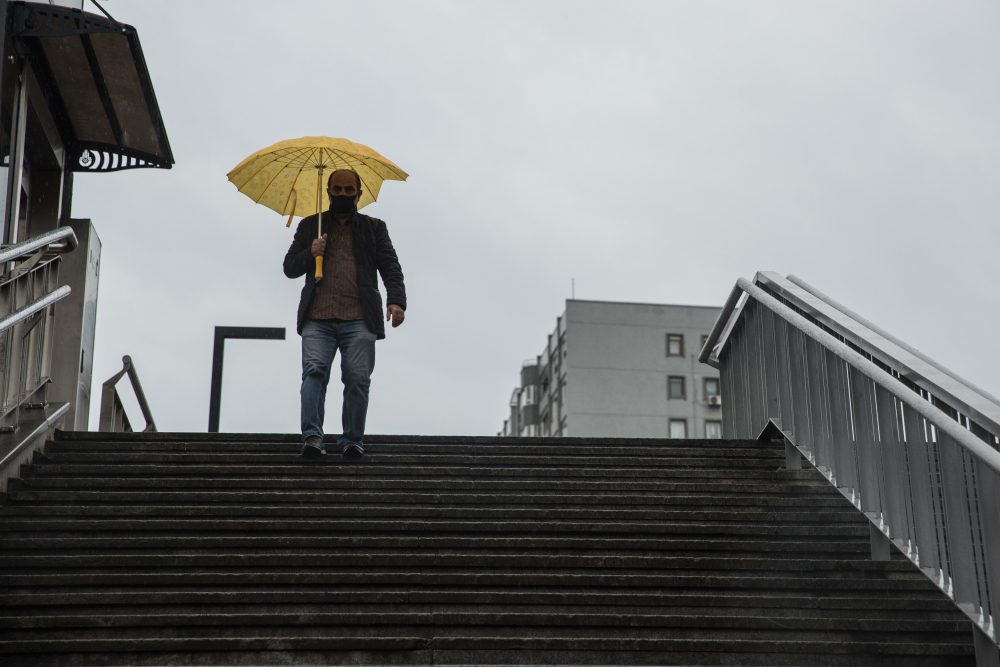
[874,384,909,546]
[826,351,856,492]
[976,461,1000,632]
[721,352,736,439]
[849,368,881,515]
[937,431,980,616]
[730,324,750,439]
[773,314,795,440]
[760,306,781,424]
[788,327,812,448]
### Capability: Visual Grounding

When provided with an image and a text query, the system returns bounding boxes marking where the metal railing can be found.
[99,355,156,433]
[0,226,77,433]
[700,272,1000,657]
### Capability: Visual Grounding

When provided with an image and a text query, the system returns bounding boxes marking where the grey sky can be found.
[73,1,1000,435]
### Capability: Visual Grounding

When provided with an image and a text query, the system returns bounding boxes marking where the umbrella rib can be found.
[226,154,277,185]
[358,155,407,180]
[237,157,286,193]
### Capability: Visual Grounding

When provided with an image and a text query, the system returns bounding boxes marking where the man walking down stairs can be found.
[0,431,981,666]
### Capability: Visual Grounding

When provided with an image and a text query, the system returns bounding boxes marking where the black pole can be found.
[208,326,285,433]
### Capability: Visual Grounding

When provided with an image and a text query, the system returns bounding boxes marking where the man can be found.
[283,169,406,459]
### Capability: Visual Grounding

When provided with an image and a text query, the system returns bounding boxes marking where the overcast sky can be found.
[72,1,1000,436]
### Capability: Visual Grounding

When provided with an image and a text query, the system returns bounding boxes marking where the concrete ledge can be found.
[0,402,68,492]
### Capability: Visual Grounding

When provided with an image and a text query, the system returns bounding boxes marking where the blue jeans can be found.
[300,319,376,446]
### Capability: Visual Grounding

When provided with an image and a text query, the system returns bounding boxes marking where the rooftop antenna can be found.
[571,278,575,300]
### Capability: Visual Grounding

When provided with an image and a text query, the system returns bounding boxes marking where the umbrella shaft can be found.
[316,165,324,239]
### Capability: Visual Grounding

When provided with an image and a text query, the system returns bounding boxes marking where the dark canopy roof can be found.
[12,2,173,172]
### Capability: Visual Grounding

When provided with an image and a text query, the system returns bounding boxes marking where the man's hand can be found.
[311,234,327,258]
[387,304,405,328]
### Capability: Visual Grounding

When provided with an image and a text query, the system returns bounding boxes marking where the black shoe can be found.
[301,436,326,458]
[341,442,364,459]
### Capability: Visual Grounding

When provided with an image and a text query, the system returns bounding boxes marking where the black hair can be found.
[327,170,362,191]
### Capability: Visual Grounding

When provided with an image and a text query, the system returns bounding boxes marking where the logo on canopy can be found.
[79,150,94,168]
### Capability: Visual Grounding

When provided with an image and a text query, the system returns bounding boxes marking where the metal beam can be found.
[208,326,286,433]
[79,33,123,150]
[18,36,81,150]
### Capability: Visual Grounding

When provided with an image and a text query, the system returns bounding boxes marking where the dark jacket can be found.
[283,212,406,339]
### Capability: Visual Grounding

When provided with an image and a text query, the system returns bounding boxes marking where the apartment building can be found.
[501,300,723,439]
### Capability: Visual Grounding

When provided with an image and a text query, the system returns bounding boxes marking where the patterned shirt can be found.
[306,218,364,321]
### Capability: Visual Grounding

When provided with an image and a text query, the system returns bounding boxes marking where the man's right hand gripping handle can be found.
[311,234,327,279]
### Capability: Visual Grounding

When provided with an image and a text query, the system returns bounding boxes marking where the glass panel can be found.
[670,420,687,439]
[705,421,722,439]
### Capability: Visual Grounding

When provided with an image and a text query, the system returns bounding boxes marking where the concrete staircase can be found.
[0,431,978,666]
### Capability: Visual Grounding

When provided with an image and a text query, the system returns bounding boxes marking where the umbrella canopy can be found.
[227,136,408,218]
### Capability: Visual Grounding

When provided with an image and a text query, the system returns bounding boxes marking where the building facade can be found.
[501,300,723,439]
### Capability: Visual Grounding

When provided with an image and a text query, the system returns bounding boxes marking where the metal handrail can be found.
[0,226,77,265]
[0,285,69,334]
[701,273,1000,656]
[786,273,1000,409]
[99,355,156,433]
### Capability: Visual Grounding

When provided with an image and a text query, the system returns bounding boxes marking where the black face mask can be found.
[328,193,357,214]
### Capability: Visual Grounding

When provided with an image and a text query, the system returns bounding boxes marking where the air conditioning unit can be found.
[707,395,722,407]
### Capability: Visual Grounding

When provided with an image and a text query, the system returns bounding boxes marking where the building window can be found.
[705,421,722,439]
[704,378,719,399]
[668,376,686,400]
[666,334,684,357]
[669,419,687,439]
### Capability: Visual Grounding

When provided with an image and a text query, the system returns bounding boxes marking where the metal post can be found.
[5,59,28,246]
[208,326,285,433]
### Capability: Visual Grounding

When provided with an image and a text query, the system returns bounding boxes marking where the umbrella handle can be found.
[315,255,323,279]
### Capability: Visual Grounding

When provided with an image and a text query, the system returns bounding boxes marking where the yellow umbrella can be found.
[227,136,408,279]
